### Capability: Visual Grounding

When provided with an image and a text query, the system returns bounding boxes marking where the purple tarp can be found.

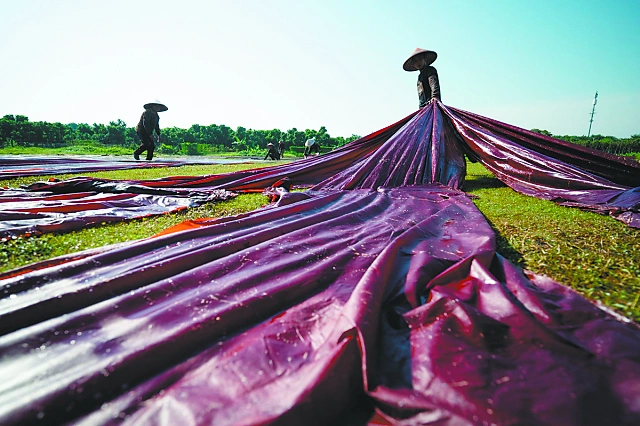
[0,102,639,425]
[0,102,638,239]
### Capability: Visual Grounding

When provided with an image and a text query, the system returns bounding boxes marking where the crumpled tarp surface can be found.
[1,186,639,425]
[0,183,236,238]
[0,102,638,238]
[0,102,639,425]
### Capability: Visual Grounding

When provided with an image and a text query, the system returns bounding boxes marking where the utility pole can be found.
[588,91,598,137]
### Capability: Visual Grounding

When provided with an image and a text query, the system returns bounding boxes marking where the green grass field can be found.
[1,160,638,321]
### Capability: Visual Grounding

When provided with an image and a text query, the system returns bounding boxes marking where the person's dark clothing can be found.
[134,109,160,161]
[138,109,160,136]
[134,131,155,160]
[278,141,285,157]
[303,143,320,157]
[417,65,441,108]
[264,146,280,160]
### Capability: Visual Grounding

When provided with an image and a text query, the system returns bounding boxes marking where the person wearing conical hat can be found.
[264,142,280,160]
[403,48,441,108]
[134,101,167,161]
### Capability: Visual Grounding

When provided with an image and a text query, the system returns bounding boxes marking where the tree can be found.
[105,120,127,145]
[76,123,93,140]
[0,116,16,145]
[530,128,552,137]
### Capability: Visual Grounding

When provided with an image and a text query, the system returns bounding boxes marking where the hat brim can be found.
[403,50,437,71]
[144,103,168,112]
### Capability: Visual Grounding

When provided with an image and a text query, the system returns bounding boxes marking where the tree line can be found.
[0,115,361,155]
[1,115,638,156]
[530,129,640,155]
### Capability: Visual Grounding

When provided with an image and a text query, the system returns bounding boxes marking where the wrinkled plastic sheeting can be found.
[0,115,416,238]
[0,184,235,238]
[440,104,640,227]
[1,102,639,239]
[0,186,638,425]
[312,104,467,190]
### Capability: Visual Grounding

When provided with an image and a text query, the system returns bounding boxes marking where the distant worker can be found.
[278,140,285,158]
[403,48,441,108]
[303,137,320,158]
[264,142,280,160]
[134,101,167,161]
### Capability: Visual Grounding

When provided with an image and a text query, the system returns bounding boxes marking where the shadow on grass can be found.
[482,216,526,269]
[463,175,506,191]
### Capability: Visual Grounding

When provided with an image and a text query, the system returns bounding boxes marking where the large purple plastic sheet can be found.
[61,103,637,225]
[1,102,638,240]
[0,101,639,425]
[1,185,638,425]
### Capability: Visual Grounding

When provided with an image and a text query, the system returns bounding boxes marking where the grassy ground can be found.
[1,161,638,321]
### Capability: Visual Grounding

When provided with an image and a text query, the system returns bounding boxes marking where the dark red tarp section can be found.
[0,102,639,425]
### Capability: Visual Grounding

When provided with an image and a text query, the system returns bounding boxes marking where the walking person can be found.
[134,101,167,161]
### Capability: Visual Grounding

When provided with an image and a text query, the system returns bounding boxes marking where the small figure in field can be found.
[134,102,167,161]
[403,48,441,108]
[303,138,320,158]
[278,140,285,158]
[264,142,280,160]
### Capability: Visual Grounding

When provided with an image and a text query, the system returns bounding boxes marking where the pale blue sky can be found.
[1,0,638,137]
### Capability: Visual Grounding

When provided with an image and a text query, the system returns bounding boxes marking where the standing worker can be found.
[403,48,441,108]
[134,101,167,161]
[278,140,285,158]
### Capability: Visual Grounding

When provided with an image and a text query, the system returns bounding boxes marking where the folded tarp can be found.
[0,186,638,425]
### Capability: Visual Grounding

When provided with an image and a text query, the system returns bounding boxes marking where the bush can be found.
[157,143,180,155]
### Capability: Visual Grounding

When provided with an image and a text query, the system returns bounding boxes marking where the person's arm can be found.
[155,113,161,137]
[428,68,441,101]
